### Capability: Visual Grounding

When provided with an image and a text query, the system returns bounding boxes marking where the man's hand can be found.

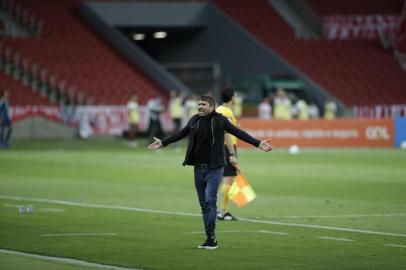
[259,139,273,152]
[147,137,163,150]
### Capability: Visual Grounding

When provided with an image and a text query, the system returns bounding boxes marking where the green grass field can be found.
[1,139,406,270]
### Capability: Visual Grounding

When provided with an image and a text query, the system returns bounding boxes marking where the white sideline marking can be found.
[6,204,406,219]
[1,195,406,238]
[273,213,406,219]
[0,249,142,270]
[0,195,200,217]
[40,208,65,212]
[384,244,406,248]
[4,203,24,208]
[41,233,117,237]
[188,230,289,235]
[318,236,354,242]
[189,230,241,234]
[258,230,289,235]
[237,217,406,238]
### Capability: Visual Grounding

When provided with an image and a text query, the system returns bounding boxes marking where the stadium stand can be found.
[211,0,406,106]
[1,0,405,108]
[0,72,52,105]
[304,0,403,16]
[1,0,167,105]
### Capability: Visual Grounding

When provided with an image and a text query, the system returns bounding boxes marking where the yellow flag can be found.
[228,172,256,208]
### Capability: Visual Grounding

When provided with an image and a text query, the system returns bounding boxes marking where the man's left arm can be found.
[223,117,273,152]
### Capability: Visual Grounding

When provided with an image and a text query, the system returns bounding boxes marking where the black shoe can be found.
[197,238,218,249]
[217,212,238,221]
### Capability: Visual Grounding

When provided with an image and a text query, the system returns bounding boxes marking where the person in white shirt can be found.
[258,97,272,120]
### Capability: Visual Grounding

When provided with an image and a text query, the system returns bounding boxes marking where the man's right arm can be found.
[161,121,190,147]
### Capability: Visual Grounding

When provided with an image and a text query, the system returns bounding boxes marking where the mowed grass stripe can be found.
[1,195,406,238]
[2,140,406,270]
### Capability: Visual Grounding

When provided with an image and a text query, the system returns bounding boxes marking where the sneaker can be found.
[218,212,238,221]
[197,238,218,249]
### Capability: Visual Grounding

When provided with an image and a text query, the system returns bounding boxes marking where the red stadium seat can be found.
[2,0,167,105]
[212,0,406,106]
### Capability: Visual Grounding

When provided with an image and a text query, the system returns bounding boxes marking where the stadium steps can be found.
[0,71,52,105]
[1,0,167,105]
[212,0,406,106]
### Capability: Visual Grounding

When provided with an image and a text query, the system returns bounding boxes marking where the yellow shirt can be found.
[216,105,237,145]
[273,97,292,120]
[127,101,140,124]
[324,101,337,120]
[296,100,309,120]
[169,97,183,119]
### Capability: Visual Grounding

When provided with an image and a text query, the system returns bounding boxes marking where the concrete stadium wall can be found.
[12,117,77,139]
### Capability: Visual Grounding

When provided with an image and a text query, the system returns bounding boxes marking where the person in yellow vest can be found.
[185,94,198,119]
[216,86,240,221]
[273,88,292,120]
[126,94,140,147]
[295,99,309,120]
[324,98,337,120]
[169,91,183,133]
[233,92,244,118]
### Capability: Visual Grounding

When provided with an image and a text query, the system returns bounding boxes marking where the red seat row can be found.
[211,0,406,106]
[2,0,167,105]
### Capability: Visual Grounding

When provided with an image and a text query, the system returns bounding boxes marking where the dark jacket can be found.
[162,112,260,168]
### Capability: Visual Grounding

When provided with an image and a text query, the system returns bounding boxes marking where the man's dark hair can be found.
[221,86,235,103]
[199,95,215,107]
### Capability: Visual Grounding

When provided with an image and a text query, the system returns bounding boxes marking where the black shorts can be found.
[223,145,238,177]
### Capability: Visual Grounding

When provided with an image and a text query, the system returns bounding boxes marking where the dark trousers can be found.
[148,119,163,143]
[127,123,138,141]
[194,166,224,239]
[0,124,12,147]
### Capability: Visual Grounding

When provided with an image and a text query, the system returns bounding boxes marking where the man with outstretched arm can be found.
[148,95,273,249]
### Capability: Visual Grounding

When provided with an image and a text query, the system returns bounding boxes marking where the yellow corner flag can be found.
[228,171,257,208]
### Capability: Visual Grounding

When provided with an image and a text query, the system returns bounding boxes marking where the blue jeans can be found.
[194,166,224,240]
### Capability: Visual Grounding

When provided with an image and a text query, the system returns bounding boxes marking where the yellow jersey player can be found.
[216,87,239,221]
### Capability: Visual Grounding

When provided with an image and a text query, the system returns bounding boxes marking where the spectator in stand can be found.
[0,89,12,149]
[185,94,199,119]
[295,99,309,120]
[258,96,272,120]
[273,88,292,120]
[147,97,164,143]
[324,98,337,120]
[169,90,183,133]
[233,92,244,118]
[309,103,320,119]
[126,94,140,147]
